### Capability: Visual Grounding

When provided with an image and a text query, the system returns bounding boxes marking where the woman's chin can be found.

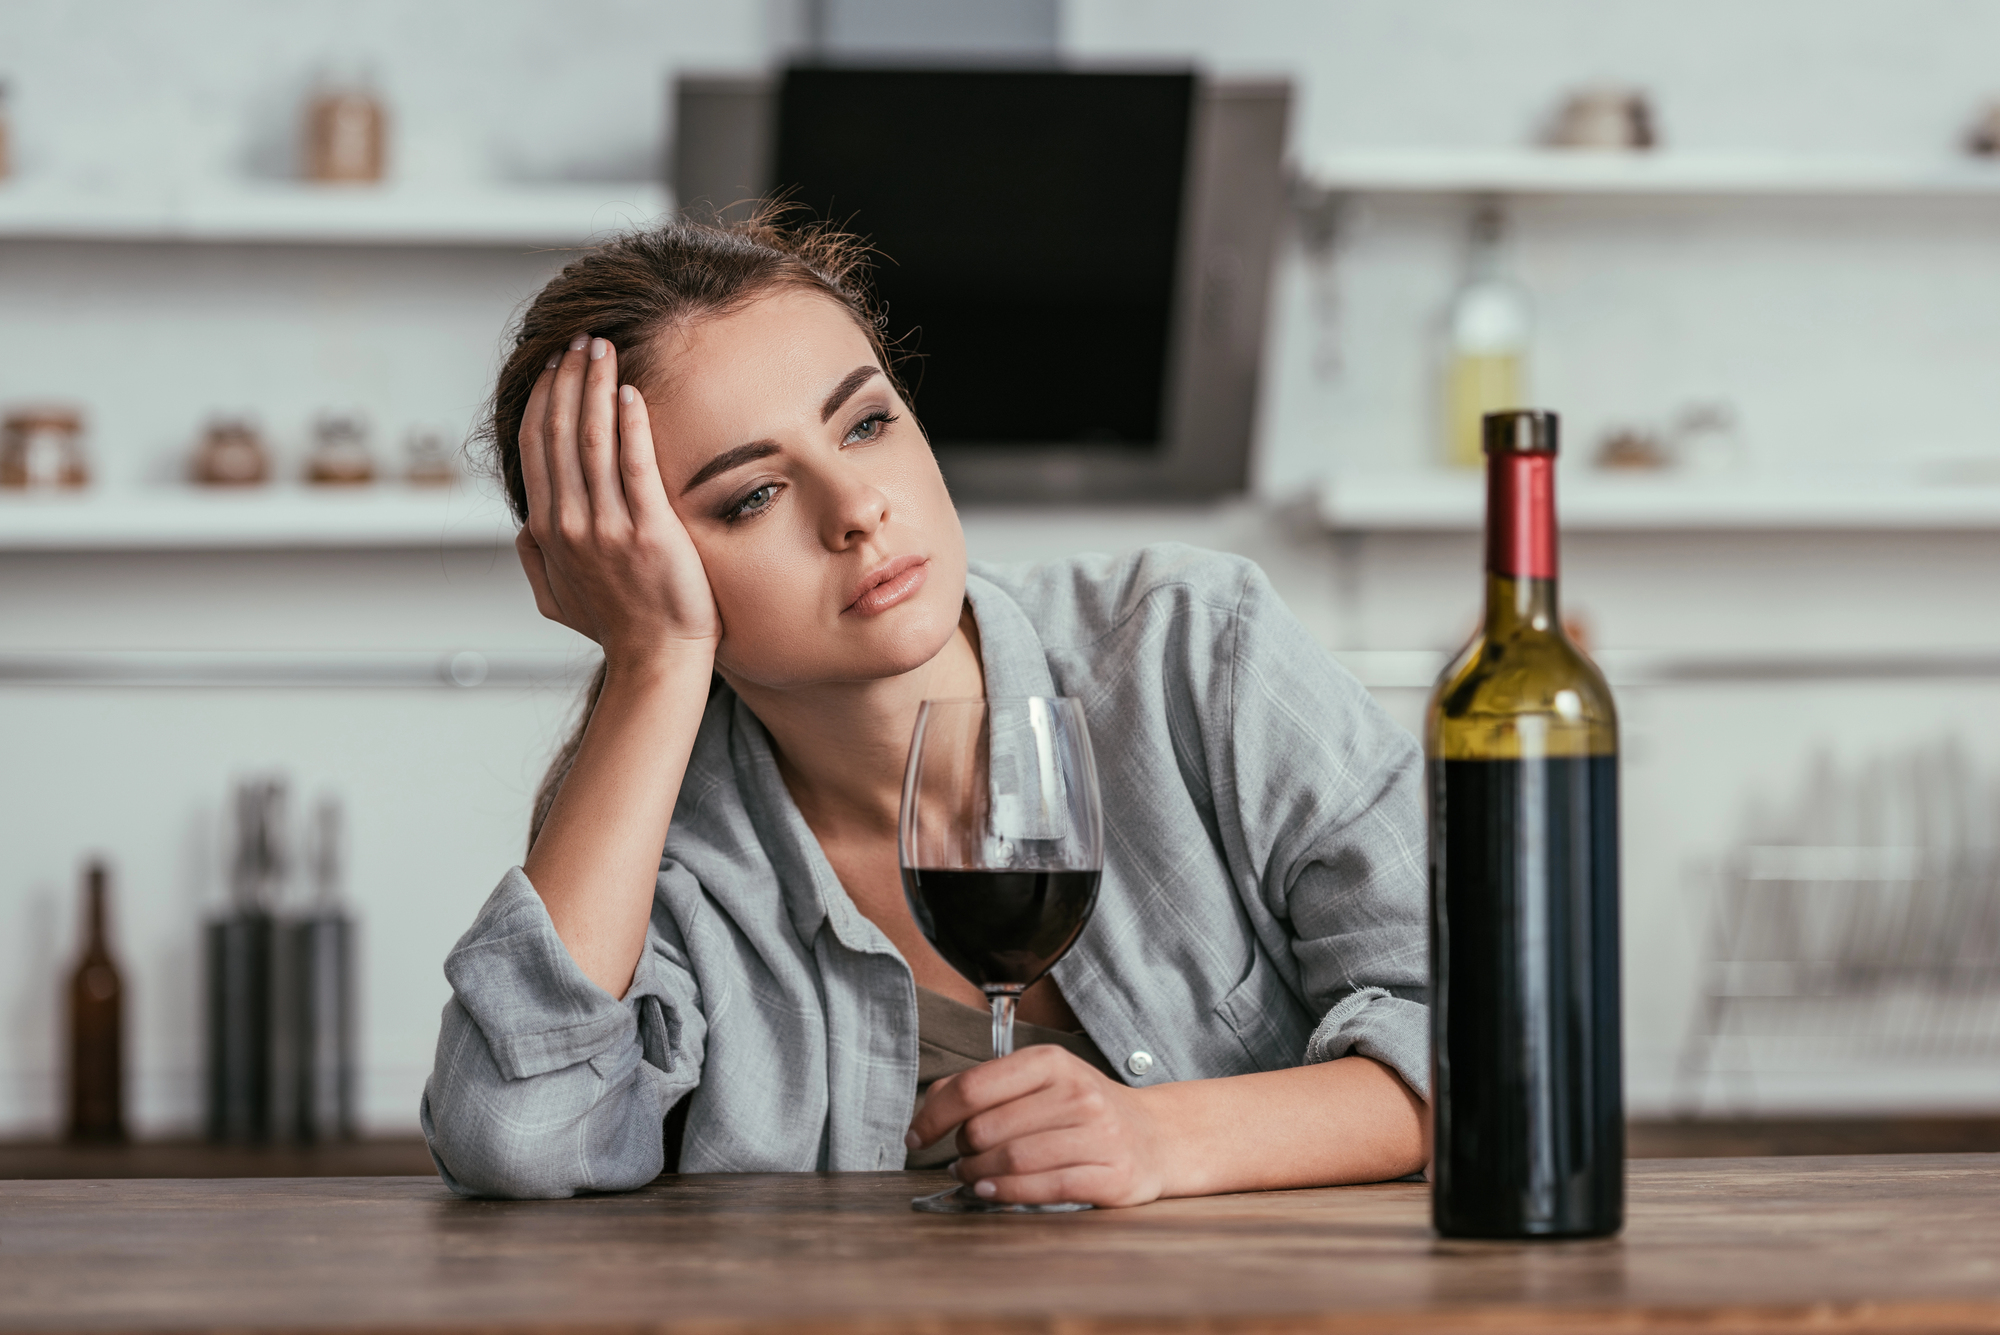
[720,616,958,691]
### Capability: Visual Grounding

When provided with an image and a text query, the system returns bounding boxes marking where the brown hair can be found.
[474,205,902,850]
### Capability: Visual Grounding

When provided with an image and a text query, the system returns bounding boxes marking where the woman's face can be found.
[643,287,968,692]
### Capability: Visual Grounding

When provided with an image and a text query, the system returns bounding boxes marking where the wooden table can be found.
[10,1118,2000,1180]
[7,1156,2000,1333]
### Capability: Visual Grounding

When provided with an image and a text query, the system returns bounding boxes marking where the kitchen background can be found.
[6,0,2000,1140]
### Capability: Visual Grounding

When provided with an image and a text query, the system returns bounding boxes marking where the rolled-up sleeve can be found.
[1218,566,1431,1099]
[421,865,706,1198]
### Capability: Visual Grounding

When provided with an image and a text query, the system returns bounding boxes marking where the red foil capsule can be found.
[1486,450,1557,580]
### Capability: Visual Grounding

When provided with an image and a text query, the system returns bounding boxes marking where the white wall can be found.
[6,0,2000,1137]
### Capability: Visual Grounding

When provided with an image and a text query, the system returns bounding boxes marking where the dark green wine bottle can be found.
[1427,409,1623,1239]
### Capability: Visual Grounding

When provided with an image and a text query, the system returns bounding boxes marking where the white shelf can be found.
[1308,150,2000,198]
[1317,470,2000,533]
[0,180,671,246]
[0,487,517,551]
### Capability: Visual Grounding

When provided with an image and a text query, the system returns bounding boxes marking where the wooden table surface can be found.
[7,1156,2000,1334]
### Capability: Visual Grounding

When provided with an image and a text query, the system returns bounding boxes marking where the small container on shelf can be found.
[1967,101,2000,156]
[1,405,91,489]
[1593,426,1671,472]
[403,429,459,487]
[303,77,387,184]
[1543,86,1658,151]
[304,414,375,486]
[190,418,271,486]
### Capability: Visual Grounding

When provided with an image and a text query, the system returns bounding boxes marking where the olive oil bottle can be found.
[1426,409,1623,1239]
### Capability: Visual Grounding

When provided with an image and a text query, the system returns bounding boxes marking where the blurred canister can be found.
[1545,86,1657,150]
[288,795,354,1142]
[207,778,285,1143]
[190,419,270,486]
[2,406,90,489]
[304,84,386,183]
[206,911,273,1142]
[304,413,375,485]
[285,913,354,1141]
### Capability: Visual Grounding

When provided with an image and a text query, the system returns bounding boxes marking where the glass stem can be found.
[987,988,1021,1059]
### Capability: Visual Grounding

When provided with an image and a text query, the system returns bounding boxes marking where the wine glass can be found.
[899,697,1104,1214]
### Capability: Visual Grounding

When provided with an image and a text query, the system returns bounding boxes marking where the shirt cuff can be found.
[1302,987,1431,1101]
[442,866,637,1081]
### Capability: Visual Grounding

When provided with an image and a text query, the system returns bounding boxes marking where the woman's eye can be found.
[845,411,897,445]
[725,483,779,521]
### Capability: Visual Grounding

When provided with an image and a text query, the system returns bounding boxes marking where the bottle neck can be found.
[85,865,108,956]
[1484,572,1559,637]
[1484,449,1559,635]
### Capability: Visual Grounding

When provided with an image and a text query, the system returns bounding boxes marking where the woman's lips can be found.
[845,555,929,615]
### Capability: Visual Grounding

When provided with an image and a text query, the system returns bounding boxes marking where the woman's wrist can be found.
[601,637,717,688]
[1135,1081,1224,1199]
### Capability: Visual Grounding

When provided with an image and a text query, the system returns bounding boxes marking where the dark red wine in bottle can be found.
[68,860,126,1144]
[1426,409,1623,1239]
[901,868,1100,989]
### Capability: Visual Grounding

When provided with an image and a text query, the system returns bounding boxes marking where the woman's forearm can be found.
[522,648,716,997]
[1143,1056,1428,1197]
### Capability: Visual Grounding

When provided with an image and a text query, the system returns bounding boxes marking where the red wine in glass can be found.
[899,697,1104,1215]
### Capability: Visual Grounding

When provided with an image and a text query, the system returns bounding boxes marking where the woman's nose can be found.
[820,470,890,550]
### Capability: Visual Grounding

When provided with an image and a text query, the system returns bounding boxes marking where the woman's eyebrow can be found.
[820,365,882,423]
[681,440,781,495]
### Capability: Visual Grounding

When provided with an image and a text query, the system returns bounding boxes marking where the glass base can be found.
[911,1185,1093,1214]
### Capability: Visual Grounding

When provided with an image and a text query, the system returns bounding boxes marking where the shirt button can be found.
[1126,1051,1154,1076]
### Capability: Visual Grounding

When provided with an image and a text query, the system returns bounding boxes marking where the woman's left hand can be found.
[904,1046,1173,1208]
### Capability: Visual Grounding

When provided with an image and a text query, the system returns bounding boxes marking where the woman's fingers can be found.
[616,382,671,525]
[906,1049,1061,1150]
[517,357,557,534]
[969,1164,1126,1208]
[542,334,592,535]
[577,337,630,527]
[951,1127,1104,1186]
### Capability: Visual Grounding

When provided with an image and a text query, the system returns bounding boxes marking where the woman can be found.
[423,211,1430,1204]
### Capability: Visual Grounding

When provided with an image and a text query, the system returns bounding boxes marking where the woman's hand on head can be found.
[905,1046,1173,1208]
[515,336,720,670]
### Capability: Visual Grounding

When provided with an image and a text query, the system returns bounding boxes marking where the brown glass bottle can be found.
[68,861,126,1143]
[1427,409,1622,1239]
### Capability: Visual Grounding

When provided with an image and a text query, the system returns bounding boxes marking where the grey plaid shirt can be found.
[423,545,1429,1198]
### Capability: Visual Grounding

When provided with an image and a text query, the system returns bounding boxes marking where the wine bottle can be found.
[68,860,126,1144]
[1426,409,1622,1239]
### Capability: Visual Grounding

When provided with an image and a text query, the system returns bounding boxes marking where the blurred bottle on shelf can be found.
[303,76,387,184]
[305,414,375,486]
[286,795,356,1142]
[68,860,126,1144]
[0,79,11,180]
[1442,205,1532,470]
[208,777,284,1143]
[403,429,459,487]
[2,406,91,489]
[190,418,270,487]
